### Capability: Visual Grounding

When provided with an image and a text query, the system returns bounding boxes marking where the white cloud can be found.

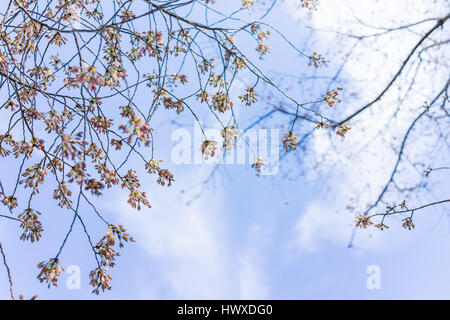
[238,255,269,299]
[284,0,449,252]
[295,202,352,251]
[108,166,269,298]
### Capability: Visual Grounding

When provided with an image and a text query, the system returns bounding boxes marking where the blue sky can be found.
[0,0,449,299]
